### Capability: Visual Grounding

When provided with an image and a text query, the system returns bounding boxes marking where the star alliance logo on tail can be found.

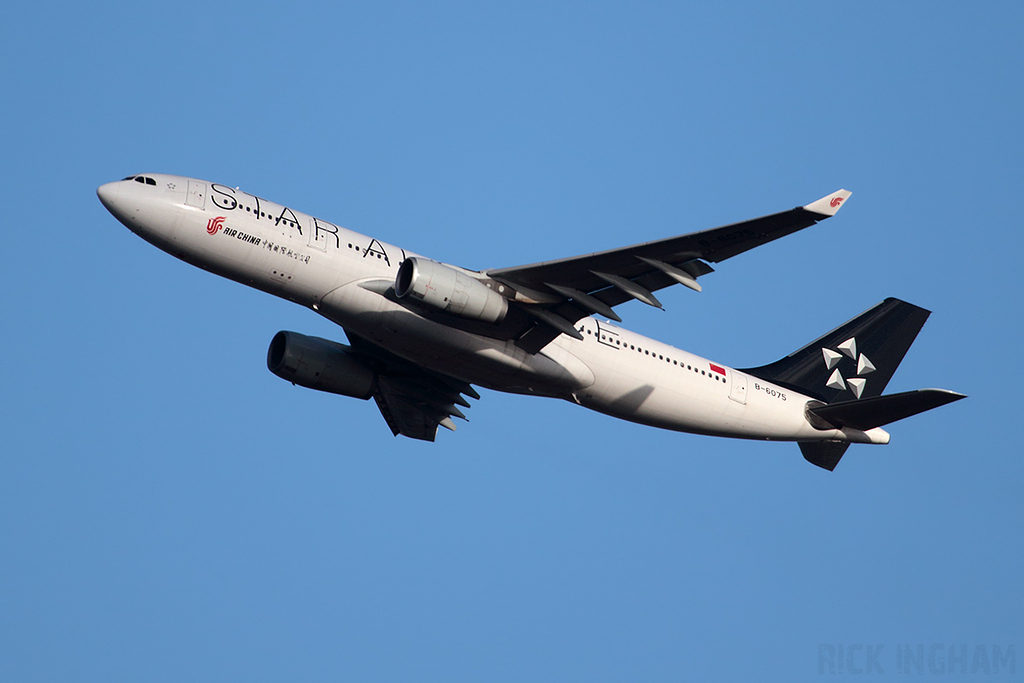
[822,336,875,398]
[207,216,226,235]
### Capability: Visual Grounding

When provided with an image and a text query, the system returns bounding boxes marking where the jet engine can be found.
[267,331,375,399]
[394,257,508,324]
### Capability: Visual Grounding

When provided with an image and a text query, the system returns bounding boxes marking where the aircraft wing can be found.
[485,190,851,352]
[346,331,480,441]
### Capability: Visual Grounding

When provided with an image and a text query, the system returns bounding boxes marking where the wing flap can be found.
[346,331,480,441]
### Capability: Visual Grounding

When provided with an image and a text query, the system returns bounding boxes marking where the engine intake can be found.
[267,331,375,400]
[394,257,508,324]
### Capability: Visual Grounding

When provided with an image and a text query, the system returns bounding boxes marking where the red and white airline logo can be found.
[206,216,226,235]
[830,196,845,209]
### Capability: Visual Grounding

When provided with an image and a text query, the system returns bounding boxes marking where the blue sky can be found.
[2,2,1021,680]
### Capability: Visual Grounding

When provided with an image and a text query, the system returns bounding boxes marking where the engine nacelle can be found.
[267,331,375,400]
[394,257,508,324]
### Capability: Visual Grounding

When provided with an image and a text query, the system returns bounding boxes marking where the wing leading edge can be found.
[486,190,851,352]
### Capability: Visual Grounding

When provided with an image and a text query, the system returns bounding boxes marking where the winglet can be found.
[804,189,852,217]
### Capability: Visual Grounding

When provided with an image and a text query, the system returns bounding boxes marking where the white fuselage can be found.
[98,174,889,445]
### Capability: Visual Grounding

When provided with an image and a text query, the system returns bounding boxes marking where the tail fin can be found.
[744,298,930,403]
[745,298,966,471]
[799,442,850,472]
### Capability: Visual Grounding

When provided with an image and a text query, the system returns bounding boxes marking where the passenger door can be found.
[729,371,747,404]
[186,180,206,209]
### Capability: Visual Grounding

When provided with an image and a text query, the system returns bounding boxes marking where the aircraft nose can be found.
[97,181,122,213]
[97,180,139,228]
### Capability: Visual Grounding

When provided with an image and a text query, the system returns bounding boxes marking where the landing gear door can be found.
[729,371,748,404]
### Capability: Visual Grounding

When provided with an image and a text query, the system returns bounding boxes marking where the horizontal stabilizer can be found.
[808,389,966,432]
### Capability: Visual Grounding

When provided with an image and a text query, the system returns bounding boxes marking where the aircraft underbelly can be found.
[317,281,593,395]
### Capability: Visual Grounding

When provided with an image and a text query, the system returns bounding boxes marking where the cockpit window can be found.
[134,176,145,184]
[131,176,157,186]
[145,177,156,186]
[122,175,136,181]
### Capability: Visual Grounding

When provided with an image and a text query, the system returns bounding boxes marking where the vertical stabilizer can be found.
[743,298,930,403]
[799,442,850,471]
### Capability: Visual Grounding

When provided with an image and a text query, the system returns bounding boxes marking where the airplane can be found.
[97,174,965,470]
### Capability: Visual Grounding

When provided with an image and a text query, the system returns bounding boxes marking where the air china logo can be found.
[830,196,845,209]
[206,216,226,235]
